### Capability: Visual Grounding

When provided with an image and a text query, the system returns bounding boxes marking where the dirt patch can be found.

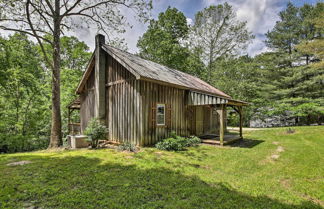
[124,155,134,159]
[270,154,280,160]
[280,178,291,189]
[276,146,285,152]
[300,193,324,207]
[200,165,211,170]
[280,178,324,207]
[261,143,285,164]
[7,160,32,166]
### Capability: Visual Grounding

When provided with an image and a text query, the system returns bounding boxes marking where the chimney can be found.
[94,34,106,122]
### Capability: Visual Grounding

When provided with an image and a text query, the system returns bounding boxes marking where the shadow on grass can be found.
[228,138,265,148]
[0,154,321,209]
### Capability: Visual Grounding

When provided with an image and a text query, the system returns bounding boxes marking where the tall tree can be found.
[137,7,190,71]
[0,0,151,147]
[189,3,253,82]
[296,2,324,68]
[0,33,48,136]
[264,2,324,125]
[266,2,301,56]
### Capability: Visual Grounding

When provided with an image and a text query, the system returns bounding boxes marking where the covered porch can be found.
[188,91,248,146]
[200,134,242,145]
[67,97,81,135]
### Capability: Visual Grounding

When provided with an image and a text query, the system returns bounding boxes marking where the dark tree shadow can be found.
[0,154,321,209]
[228,138,265,148]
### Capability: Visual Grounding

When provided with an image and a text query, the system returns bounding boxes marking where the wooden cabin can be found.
[70,34,247,146]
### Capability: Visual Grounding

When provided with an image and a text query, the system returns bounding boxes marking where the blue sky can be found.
[77,0,321,56]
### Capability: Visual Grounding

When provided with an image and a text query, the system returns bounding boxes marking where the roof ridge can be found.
[103,44,216,86]
[102,44,231,98]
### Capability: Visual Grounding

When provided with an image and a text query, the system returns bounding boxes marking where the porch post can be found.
[218,104,225,146]
[239,106,243,138]
[68,109,71,135]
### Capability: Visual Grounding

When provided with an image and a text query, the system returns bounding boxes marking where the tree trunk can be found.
[49,0,62,148]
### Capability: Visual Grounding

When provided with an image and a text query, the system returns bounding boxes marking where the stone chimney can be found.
[94,34,106,122]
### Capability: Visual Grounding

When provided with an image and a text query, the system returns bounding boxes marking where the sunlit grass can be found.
[0,126,323,208]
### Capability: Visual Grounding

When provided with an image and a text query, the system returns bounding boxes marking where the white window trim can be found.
[156,103,165,126]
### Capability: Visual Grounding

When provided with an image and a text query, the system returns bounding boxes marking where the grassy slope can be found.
[0,126,323,209]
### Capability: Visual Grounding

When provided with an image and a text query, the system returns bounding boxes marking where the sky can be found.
[73,0,319,57]
[2,0,319,57]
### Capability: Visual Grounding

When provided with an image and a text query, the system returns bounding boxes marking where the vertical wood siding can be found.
[80,67,96,132]
[80,53,222,146]
[105,54,141,145]
[140,80,190,145]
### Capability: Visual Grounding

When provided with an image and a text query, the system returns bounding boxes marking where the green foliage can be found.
[190,3,254,81]
[137,7,191,71]
[286,127,295,134]
[0,135,48,153]
[266,2,301,55]
[156,133,201,151]
[0,34,91,152]
[117,142,138,152]
[84,118,108,148]
[0,33,50,136]
[247,2,324,125]
[0,126,323,208]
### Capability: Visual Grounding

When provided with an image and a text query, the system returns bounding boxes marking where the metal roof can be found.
[102,45,231,98]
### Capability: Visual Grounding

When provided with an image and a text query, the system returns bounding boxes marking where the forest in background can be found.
[0,2,323,152]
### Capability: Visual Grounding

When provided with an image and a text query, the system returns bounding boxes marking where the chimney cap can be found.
[95,34,105,46]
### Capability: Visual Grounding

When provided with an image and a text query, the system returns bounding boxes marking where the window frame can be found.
[156,103,166,126]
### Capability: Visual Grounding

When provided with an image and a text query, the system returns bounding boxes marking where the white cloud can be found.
[203,0,286,56]
[186,17,193,25]
[0,0,287,57]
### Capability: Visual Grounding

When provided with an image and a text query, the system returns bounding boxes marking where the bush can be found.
[0,134,49,153]
[286,127,295,134]
[84,118,108,148]
[185,136,201,147]
[155,134,201,151]
[117,142,138,152]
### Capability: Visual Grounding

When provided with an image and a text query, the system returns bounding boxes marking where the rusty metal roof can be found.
[76,45,231,98]
[102,45,231,98]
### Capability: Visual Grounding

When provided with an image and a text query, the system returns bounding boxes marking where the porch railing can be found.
[68,123,81,135]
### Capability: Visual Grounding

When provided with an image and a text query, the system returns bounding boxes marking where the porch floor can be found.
[200,134,242,145]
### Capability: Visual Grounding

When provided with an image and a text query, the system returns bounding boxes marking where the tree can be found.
[263,2,324,125]
[266,2,301,56]
[0,0,151,147]
[189,3,253,82]
[60,36,91,70]
[137,7,190,71]
[0,33,48,136]
[296,2,324,68]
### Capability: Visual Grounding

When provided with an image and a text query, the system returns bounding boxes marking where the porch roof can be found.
[67,97,81,109]
[188,91,248,106]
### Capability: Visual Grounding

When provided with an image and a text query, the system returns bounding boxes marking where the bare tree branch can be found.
[0,26,52,44]
[29,1,54,33]
[26,0,53,69]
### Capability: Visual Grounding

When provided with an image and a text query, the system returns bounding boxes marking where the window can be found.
[156,104,165,126]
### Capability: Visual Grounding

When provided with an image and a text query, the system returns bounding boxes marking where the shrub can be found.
[286,127,295,134]
[84,118,108,148]
[0,134,49,153]
[155,134,201,151]
[117,142,138,152]
[185,136,201,147]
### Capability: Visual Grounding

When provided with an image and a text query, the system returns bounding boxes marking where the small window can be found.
[156,104,165,126]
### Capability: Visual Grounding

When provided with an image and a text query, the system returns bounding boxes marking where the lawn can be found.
[0,126,323,209]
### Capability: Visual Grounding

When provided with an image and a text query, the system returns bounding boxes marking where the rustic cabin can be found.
[68,34,248,146]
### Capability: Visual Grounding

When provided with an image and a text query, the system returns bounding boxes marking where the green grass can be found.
[0,126,323,208]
